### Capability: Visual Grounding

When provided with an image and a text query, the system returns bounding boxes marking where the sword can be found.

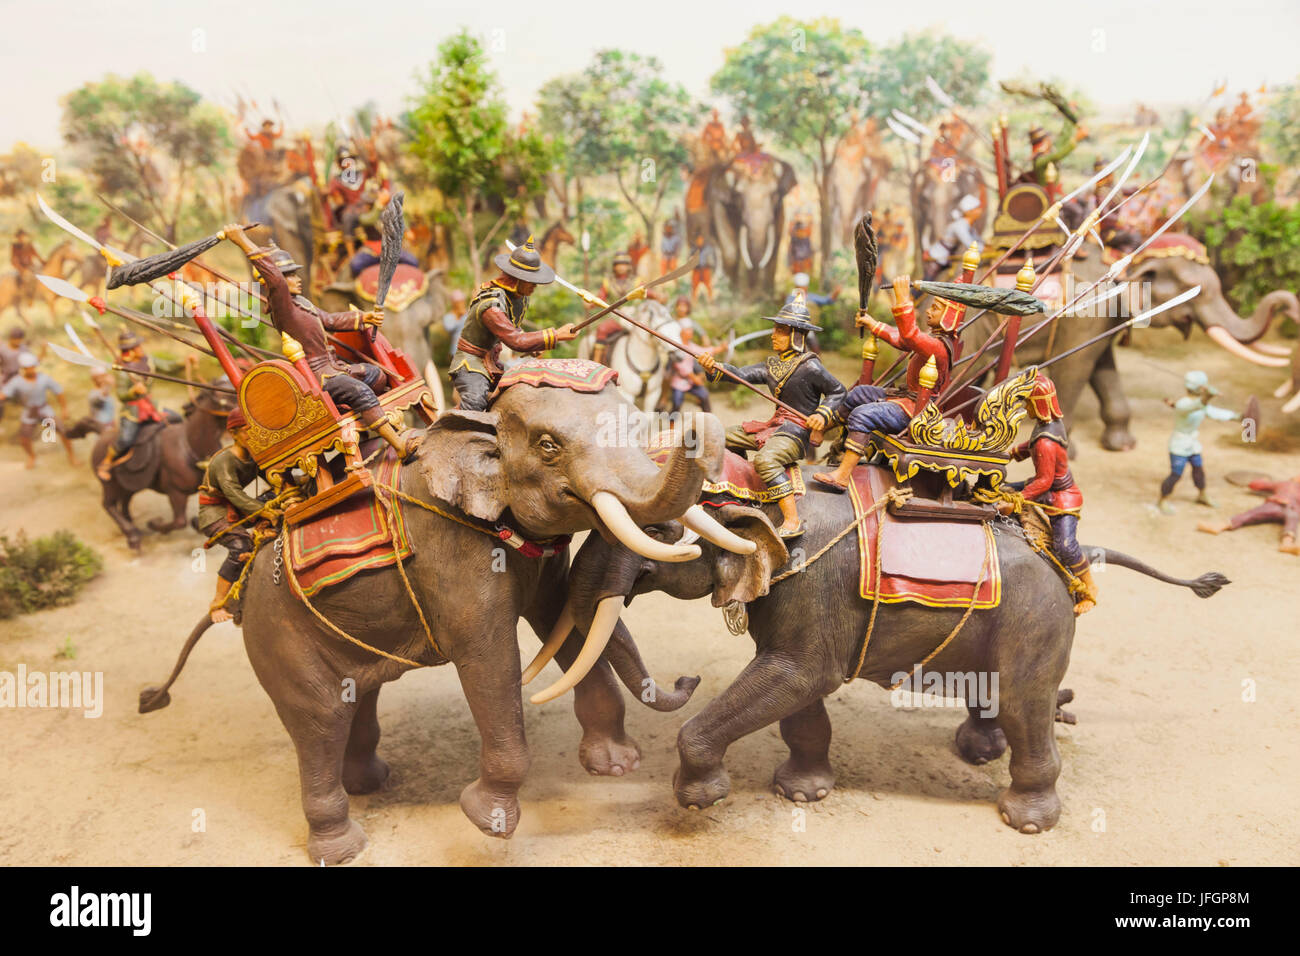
[47,342,235,394]
[571,255,699,333]
[36,273,217,359]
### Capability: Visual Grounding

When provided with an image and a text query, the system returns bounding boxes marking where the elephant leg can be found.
[772,697,835,803]
[955,704,1008,765]
[522,606,640,778]
[453,623,530,839]
[675,653,824,810]
[1089,345,1135,451]
[995,684,1063,834]
[342,686,390,795]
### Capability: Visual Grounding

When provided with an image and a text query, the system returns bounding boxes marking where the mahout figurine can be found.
[197,408,269,623]
[697,289,845,538]
[449,235,578,410]
[1198,470,1300,555]
[1158,370,1241,514]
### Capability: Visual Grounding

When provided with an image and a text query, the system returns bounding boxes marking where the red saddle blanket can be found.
[648,446,804,506]
[287,452,411,598]
[848,465,1001,609]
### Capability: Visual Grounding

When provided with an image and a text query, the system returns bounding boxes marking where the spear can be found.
[507,239,810,424]
[47,342,236,394]
[572,255,699,333]
[36,274,217,359]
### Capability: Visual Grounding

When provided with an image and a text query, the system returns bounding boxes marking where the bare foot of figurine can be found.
[1195,491,1218,508]
[24,457,36,470]
[342,754,391,795]
[210,607,234,625]
[673,762,731,810]
[997,785,1061,834]
[459,778,520,838]
[772,759,835,802]
[307,818,369,866]
[1197,519,1230,534]
[1280,534,1300,556]
[1157,498,1176,515]
[579,731,641,777]
[955,713,1008,765]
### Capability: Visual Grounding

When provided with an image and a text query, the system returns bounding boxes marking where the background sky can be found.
[3,0,1298,149]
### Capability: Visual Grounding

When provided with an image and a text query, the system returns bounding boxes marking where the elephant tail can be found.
[1085,546,1230,598]
[138,615,216,714]
[606,618,701,712]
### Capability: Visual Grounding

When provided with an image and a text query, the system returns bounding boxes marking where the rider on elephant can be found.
[96,330,195,481]
[346,181,419,276]
[222,223,419,459]
[697,289,844,540]
[812,273,965,492]
[198,407,268,625]
[1022,121,1087,200]
[450,235,578,411]
[1084,156,1142,254]
[1006,371,1097,616]
[924,194,983,281]
[325,143,370,229]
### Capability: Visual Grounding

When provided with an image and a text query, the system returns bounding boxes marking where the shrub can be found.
[0,532,103,621]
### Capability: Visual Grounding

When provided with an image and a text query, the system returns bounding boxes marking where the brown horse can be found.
[538,221,575,267]
[90,380,236,550]
[0,240,88,322]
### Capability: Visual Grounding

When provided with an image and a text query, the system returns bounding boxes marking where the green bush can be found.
[1192,195,1300,336]
[0,532,103,621]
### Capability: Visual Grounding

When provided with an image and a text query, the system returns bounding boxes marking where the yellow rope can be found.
[887,544,991,691]
[846,497,890,683]
[374,483,444,658]
[771,485,913,586]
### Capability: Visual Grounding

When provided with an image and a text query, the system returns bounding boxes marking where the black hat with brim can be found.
[763,289,822,333]
[494,235,556,284]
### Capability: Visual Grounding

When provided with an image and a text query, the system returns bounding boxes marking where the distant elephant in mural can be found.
[698,152,797,300]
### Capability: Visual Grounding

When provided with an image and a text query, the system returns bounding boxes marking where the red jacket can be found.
[873,301,955,414]
[1012,420,1083,511]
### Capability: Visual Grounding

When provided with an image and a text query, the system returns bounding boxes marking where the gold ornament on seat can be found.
[281,332,305,363]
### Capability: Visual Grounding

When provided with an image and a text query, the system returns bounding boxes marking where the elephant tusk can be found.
[739,225,753,270]
[1205,326,1289,368]
[1273,377,1294,400]
[590,491,701,563]
[520,599,575,686]
[757,224,775,270]
[1253,341,1293,357]
[530,596,622,705]
[681,505,756,555]
[1284,389,1300,415]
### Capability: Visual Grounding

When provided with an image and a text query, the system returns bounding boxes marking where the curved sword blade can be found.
[35,272,89,302]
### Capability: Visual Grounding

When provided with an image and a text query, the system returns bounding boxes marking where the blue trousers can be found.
[841,384,911,435]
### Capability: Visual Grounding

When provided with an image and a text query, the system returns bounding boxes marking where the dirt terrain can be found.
[1,332,1297,866]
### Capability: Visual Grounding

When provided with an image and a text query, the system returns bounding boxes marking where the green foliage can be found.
[1193,196,1300,332]
[870,31,992,122]
[1262,81,1300,173]
[55,637,77,661]
[0,532,103,621]
[60,73,233,241]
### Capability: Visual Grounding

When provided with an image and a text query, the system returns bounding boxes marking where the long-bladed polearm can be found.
[36,273,217,359]
[48,342,236,394]
[507,239,808,425]
[572,255,700,333]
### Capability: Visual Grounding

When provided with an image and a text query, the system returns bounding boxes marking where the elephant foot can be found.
[673,764,731,811]
[342,754,391,795]
[1100,426,1136,452]
[459,778,520,838]
[579,732,642,777]
[997,786,1061,835]
[306,818,369,866]
[772,759,835,803]
[955,717,1008,765]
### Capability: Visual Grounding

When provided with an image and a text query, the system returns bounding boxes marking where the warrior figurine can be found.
[198,408,267,624]
[1023,121,1087,199]
[691,235,717,303]
[592,251,643,364]
[450,235,576,411]
[660,218,682,274]
[924,194,983,280]
[697,290,844,539]
[1007,372,1097,615]
[96,329,184,481]
[788,214,814,276]
[1,326,36,384]
[1,352,77,468]
[1198,472,1300,555]
[1158,370,1240,514]
[812,271,967,491]
[222,223,417,458]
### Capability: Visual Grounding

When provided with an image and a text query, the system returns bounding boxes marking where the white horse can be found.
[579,298,684,413]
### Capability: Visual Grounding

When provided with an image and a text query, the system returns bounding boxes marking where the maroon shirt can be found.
[250,248,364,379]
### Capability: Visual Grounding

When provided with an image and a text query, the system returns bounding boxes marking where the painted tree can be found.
[407,30,555,287]
[712,18,875,284]
[60,73,232,242]
[870,31,991,125]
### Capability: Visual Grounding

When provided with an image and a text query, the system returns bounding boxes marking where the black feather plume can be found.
[853,213,877,312]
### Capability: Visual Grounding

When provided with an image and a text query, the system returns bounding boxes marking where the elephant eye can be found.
[536,433,561,457]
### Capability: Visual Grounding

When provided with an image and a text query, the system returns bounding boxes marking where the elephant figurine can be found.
[960,240,1299,452]
[696,152,797,300]
[558,469,1227,833]
[150,379,757,863]
[912,162,987,275]
[318,264,450,381]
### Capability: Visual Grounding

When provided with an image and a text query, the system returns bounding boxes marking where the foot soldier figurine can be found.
[1158,370,1240,514]
[1,352,78,468]
[198,408,267,624]
[222,223,417,458]
[697,289,844,539]
[450,235,577,411]
[96,329,166,481]
[813,273,964,491]
[1198,472,1300,555]
[1008,372,1097,615]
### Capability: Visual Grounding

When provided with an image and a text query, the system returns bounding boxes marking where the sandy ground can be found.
[1,330,1297,867]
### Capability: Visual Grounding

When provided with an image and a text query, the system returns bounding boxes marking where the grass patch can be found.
[0,531,103,621]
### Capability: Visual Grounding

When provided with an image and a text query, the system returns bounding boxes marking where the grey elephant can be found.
[699,152,797,299]
[243,178,317,282]
[556,468,1227,833]
[318,263,449,377]
[959,241,1299,451]
[142,378,755,863]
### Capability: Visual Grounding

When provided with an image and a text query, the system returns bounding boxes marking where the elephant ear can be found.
[417,409,506,523]
[777,161,797,199]
[709,504,788,607]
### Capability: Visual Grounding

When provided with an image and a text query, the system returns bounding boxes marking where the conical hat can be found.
[493,235,556,284]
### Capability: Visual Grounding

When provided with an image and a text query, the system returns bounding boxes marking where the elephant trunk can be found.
[604,618,700,711]
[595,412,725,528]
